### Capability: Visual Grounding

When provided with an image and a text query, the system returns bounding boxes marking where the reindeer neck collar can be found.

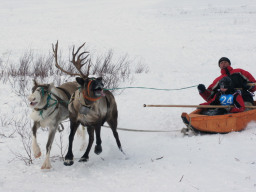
[82,80,102,102]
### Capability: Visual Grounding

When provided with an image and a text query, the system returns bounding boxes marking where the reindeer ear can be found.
[48,83,54,90]
[33,79,38,86]
[76,77,85,85]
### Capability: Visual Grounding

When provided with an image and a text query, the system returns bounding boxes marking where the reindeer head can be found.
[76,77,105,100]
[52,41,105,101]
[28,80,53,109]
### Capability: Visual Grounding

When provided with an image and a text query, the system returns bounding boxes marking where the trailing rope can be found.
[104,85,198,91]
[102,125,180,132]
[60,121,179,133]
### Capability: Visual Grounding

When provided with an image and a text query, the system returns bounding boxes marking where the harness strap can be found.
[82,90,102,101]
[82,80,102,102]
[78,91,92,108]
[34,103,48,112]
[44,103,59,117]
[34,93,59,118]
[68,92,77,113]
[50,92,69,107]
[56,87,71,100]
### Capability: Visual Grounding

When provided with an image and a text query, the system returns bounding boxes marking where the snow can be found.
[1,0,256,191]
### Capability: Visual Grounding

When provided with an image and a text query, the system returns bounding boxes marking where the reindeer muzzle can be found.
[93,82,105,97]
[94,87,105,97]
[30,101,38,106]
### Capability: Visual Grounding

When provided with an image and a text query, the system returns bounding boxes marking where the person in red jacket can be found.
[197,57,256,104]
[200,76,245,116]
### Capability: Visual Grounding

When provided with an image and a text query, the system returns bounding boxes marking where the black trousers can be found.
[202,108,228,116]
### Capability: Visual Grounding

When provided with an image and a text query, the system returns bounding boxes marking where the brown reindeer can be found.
[52,41,123,166]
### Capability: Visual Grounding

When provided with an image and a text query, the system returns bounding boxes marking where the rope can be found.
[59,121,181,133]
[104,85,198,91]
[102,125,180,132]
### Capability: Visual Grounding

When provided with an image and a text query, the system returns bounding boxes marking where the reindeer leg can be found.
[94,125,102,155]
[79,126,94,162]
[107,119,123,153]
[81,126,87,151]
[32,121,41,158]
[41,126,57,169]
[77,125,87,151]
[64,120,80,166]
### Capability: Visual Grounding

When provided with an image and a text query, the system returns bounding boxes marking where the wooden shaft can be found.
[247,83,256,86]
[143,104,256,109]
[236,83,256,90]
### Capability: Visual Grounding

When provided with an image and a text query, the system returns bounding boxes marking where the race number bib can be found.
[219,94,234,105]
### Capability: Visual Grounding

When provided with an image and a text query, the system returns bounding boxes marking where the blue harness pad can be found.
[219,94,234,105]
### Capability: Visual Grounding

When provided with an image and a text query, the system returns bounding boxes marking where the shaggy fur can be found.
[64,77,123,166]
[28,80,79,169]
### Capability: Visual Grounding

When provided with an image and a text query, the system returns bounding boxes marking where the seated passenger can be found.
[200,76,245,116]
[197,57,256,104]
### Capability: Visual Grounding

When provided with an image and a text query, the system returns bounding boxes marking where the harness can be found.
[34,87,70,118]
[69,80,104,115]
[82,80,102,102]
[34,92,59,118]
[57,87,71,100]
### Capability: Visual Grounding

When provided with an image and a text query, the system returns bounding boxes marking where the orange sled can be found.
[181,101,256,133]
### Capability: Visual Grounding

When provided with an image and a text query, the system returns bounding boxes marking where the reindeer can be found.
[28,78,80,169]
[52,41,124,166]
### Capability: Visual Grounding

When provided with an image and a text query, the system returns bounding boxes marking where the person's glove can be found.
[197,84,206,93]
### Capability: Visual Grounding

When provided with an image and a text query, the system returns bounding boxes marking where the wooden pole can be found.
[247,82,256,86]
[143,104,256,109]
[236,83,256,90]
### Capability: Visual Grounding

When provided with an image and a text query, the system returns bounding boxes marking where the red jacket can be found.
[200,90,245,113]
[200,66,256,101]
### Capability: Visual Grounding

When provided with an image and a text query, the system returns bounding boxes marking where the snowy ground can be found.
[1,0,256,191]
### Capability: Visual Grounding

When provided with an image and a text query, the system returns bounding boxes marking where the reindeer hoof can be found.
[94,145,102,155]
[41,165,51,170]
[41,162,52,169]
[78,157,89,162]
[34,152,41,158]
[64,159,74,166]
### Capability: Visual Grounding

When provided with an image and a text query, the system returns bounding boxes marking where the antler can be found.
[52,41,91,79]
[71,43,91,79]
